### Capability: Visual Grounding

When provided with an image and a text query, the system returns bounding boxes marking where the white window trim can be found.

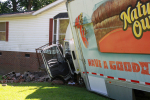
[53,19,55,44]
[52,18,69,44]
[56,18,60,44]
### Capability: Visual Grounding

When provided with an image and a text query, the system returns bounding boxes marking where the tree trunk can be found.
[12,0,17,12]
[27,0,32,11]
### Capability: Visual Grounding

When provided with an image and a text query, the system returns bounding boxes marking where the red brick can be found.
[0,51,43,74]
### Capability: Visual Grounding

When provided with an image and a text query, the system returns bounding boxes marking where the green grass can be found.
[0,82,110,100]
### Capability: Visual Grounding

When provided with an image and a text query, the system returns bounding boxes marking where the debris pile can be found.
[0,71,80,86]
[0,71,49,83]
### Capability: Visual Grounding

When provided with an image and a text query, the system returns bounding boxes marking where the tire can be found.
[78,76,84,85]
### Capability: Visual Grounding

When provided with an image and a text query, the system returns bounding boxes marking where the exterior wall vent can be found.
[25,54,30,57]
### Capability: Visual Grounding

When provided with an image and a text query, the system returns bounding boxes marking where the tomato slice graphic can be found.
[99,27,150,54]
[79,26,89,48]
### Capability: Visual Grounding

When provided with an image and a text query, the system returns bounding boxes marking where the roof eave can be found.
[0,0,65,18]
[0,12,34,18]
[32,0,65,16]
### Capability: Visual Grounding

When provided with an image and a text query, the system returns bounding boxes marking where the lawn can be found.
[0,82,110,100]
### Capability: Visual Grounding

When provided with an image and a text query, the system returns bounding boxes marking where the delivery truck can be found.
[39,0,150,99]
[64,0,150,100]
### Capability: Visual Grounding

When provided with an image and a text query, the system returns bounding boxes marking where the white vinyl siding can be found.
[0,2,67,52]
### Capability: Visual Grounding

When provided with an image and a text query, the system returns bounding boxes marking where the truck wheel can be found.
[78,77,84,85]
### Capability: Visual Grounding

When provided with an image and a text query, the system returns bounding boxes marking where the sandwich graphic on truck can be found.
[76,0,150,54]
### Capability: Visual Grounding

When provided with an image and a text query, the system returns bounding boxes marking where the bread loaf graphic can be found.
[92,0,150,54]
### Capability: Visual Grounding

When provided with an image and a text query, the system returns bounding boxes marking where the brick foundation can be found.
[0,51,43,75]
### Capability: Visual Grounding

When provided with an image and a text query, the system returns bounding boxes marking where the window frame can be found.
[0,22,6,41]
[0,22,9,42]
[53,18,69,45]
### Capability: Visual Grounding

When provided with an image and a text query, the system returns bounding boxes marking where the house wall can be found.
[0,2,67,52]
[0,51,42,74]
[0,2,67,74]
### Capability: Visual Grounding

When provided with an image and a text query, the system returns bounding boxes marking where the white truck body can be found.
[64,24,80,74]
[65,0,150,100]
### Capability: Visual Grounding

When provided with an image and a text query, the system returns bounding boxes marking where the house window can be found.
[0,22,6,41]
[0,22,8,41]
[53,19,69,45]
[52,12,69,45]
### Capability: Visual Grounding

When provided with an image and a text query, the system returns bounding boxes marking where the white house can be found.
[0,0,69,74]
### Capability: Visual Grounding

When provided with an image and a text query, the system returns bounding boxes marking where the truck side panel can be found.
[67,0,150,98]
